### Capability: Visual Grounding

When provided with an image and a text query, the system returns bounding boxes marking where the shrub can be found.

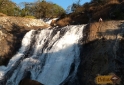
[24,16,36,19]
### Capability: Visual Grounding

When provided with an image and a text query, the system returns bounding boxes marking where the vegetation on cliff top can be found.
[0,0,65,18]
[0,0,124,26]
[53,0,124,26]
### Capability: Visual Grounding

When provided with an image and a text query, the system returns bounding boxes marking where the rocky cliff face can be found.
[79,20,124,85]
[1,16,124,85]
[0,16,50,65]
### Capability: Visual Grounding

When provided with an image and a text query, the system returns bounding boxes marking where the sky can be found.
[12,0,91,10]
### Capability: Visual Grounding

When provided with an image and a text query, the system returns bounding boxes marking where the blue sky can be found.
[12,0,90,10]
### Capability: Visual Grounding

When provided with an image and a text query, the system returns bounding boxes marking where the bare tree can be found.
[77,0,81,6]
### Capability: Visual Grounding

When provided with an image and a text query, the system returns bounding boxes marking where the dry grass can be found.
[0,13,7,16]
[56,0,124,25]
[107,0,120,5]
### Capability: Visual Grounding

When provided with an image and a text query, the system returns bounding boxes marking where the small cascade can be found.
[0,25,85,85]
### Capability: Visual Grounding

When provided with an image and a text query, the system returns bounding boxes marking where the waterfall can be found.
[0,25,85,85]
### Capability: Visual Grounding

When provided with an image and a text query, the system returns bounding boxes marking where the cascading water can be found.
[0,25,85,85]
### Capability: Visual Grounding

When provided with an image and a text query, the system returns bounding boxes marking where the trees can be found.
[33,1,53,18]
[0,0,65,18]
[91,0,104,3]
[32,1,65,18]
[71,0,82,12]
[18,0,65,18]
[0,0,19,16]
[19,2,34,17]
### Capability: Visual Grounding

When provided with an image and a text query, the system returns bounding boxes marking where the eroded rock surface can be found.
[79,21,124,85]
[0,16,50,65]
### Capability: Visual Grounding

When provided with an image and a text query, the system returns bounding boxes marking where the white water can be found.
[45,18,58,24]
[0,25,85,85]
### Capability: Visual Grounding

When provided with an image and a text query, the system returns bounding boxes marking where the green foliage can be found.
[0,0,19,16]
[24,15,35,19]
[51,4,65,17]
[20,9,27,17]
[0,0,65,18]
[32,1,65,18]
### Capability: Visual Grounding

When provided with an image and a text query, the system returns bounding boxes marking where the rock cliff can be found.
[0,16,50,65]
[0,16,124,85]
[79,20,124,85]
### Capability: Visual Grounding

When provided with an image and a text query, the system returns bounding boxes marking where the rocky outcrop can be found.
[19,78,43,85]
[1,16,124,85]
[18,71,43,85]
[79,20,124,85]
[0,16,50,65]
